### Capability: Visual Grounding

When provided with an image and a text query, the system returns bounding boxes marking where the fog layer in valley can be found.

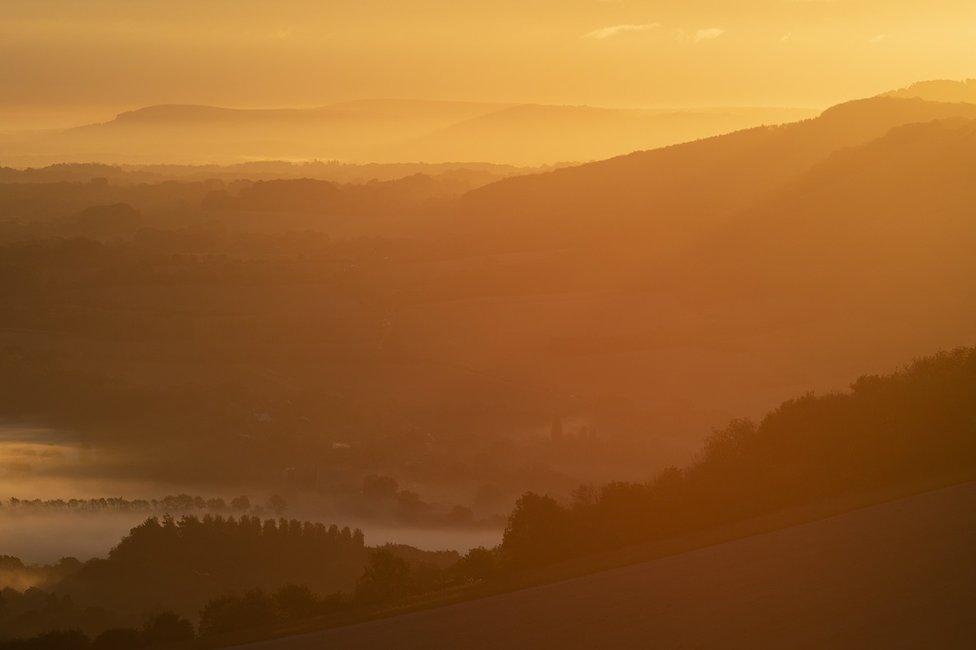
[0,425,502,566]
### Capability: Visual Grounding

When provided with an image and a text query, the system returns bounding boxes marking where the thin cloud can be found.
[694,28,725,43]
[869,33,891,44]
[582,23,660,40]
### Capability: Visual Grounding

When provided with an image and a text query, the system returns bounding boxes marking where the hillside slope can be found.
[454,97,976,250]
[391,104,816,165]
[384,99,976,455]
[710,117,976,298]
[232,481,976,649]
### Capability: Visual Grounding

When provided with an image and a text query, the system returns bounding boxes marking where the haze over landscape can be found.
[1,2,975,649]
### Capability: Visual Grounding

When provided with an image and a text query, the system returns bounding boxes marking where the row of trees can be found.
[500,348,976,568]
[2,512,488,643]
[54,514,369,620]
[3,494,284,516]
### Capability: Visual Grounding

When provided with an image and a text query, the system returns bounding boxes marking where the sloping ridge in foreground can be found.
[234,481,976,649]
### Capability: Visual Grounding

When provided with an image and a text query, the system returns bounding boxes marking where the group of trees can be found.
[0,612,193,650]
[0,512,369,642]
[0,557,81,593]
[5,482,498,533]
[351,474,491,528]
[190,544,494,638]
[57,514,368,617]
[500,348,976,568]
[2,509,490,639]
[0,586,118,642]
[1,545,495,648]
[198,584,329,637]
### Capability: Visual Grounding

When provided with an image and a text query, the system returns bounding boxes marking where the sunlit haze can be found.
[1,2,974,649]
[3,0,976,128]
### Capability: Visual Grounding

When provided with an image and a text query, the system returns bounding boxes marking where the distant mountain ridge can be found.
[1,98,819,167]
[885,79,976,104]
[100,99,508,127]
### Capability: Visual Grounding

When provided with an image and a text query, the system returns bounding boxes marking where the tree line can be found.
[3,347,973,647]
[54,514,368,618]
[3,494,284,517]
[499,348,976,568]
[1,545,492,648]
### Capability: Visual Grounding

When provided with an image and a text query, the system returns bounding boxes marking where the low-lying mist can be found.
[0,424,502,567]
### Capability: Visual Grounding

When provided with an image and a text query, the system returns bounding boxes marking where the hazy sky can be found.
[2,0,975,127]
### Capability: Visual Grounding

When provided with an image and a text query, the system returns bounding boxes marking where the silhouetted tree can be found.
[355,551,412,604]
[266,494,287,516]
[198,591,274,637]
[140,612,193,646]
[452,547,496,582]
[90,628,141,650]
[499,348,976,569]
[501,493,569,569]
[230,496,251,512]
[272,584,317,620]
[0,630,89,650]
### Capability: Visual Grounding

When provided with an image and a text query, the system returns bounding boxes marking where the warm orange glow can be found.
[1,3,975,648]
[3,1,975,125]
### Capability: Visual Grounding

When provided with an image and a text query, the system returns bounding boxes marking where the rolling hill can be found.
[387,104,816,165]
[1,82,974,501]
[454,96,976,250]
[14,100,506,165]
[713,116,976,294]
[381,93,976,457]
[0,100,817,167]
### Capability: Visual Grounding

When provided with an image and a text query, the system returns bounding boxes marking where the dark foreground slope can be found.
[233,481,976,649]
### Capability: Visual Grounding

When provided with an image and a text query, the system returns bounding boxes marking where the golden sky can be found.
[2,0,975,127]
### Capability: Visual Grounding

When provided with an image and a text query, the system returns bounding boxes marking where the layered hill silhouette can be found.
[0,160,535,186]
[1,81,974,496]
[1,99,817,166]
[885,78,976,104]
[455,96,976,250]
[382,89,976,451]
[15,100,504,166]
[387,104,814,165]
[717,117,976,289]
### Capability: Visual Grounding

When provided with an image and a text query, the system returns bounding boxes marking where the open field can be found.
[229,480,976,649]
